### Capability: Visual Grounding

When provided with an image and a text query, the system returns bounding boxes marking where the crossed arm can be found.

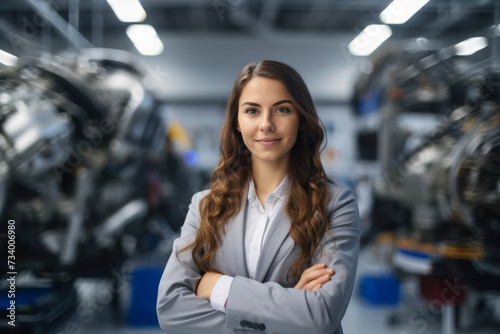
[196,262,335,300]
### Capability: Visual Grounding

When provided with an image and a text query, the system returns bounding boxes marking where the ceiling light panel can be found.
[126,24,164,56]
[107,0,147,22]
[380,0,430,24]
[348,25,392,56]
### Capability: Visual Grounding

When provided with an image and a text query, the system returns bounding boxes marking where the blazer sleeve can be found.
[156,190,228,334]
[225,187,361,334]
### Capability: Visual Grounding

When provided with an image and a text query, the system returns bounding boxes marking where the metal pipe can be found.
[26,0,92,49]
[68,0,80,46]
[94,199,149,247]
[41,22,52,52]
[60,168,93,265]
[493,0,500,71]
[442,304,456,334]
[92,0,103,47]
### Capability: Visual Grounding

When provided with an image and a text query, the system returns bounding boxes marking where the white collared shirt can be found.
[210,175,290,313]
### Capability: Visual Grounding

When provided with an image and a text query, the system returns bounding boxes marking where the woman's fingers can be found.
[302,268,334,284]
[296,268,331,288]
[301,273,333,290]
[306,263,326,272]
[295,264,335,290]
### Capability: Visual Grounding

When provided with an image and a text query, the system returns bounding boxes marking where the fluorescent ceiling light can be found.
[0,49,18,66]
[454,37,488,56]
[107,0,146,22]
[348,24,392,56]
[126,24,164,56]
[380,0,430,24]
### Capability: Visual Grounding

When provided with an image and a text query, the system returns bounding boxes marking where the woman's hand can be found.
[195,272,223,300]
[294,263,335,292]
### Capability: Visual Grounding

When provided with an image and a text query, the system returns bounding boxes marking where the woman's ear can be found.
[236,122,241,132]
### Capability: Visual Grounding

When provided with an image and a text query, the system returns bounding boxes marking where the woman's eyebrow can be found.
[273,99,293,106]
[240,99,293,107]
[241,101,260,107]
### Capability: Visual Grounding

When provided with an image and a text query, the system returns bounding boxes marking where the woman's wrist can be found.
[196,272,223,300]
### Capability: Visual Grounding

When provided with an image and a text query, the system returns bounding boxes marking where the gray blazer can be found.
[157,183,361,334]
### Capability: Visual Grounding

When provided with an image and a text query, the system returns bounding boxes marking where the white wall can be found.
[317,105,357,183]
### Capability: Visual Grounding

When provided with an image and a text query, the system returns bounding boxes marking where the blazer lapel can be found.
[215,195,250,277]
[254,213,291,282]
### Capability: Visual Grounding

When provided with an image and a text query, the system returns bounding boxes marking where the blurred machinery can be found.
[353,44,500,331]
[0,49,191,332]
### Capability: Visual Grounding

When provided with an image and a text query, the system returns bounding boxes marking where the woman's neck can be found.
[251,160,288,204]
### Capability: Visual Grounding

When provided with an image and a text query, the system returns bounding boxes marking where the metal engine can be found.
[0,49,168,278]
[354,47,500,289]
[387,105,500,242]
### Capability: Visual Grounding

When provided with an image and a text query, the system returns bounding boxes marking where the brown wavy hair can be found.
[181,60,332,283]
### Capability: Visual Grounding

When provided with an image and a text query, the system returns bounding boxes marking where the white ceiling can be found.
[0,0,497,103]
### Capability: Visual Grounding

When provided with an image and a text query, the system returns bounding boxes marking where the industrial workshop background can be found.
[0,1,499,334]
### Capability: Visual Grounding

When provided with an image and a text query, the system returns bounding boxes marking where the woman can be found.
[157,60,360,334]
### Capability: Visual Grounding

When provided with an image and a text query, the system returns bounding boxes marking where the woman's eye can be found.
[245,108,258,114]
[276,107,291,113]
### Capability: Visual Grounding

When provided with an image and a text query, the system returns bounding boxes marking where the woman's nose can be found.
[259,111,275,132]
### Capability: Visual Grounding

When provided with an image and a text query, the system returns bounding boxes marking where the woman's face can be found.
[237,77,300,167]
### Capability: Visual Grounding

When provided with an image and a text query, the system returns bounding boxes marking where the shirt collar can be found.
[247,174,290,204]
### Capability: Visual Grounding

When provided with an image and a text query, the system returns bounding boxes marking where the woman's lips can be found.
[255,138,281,146]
